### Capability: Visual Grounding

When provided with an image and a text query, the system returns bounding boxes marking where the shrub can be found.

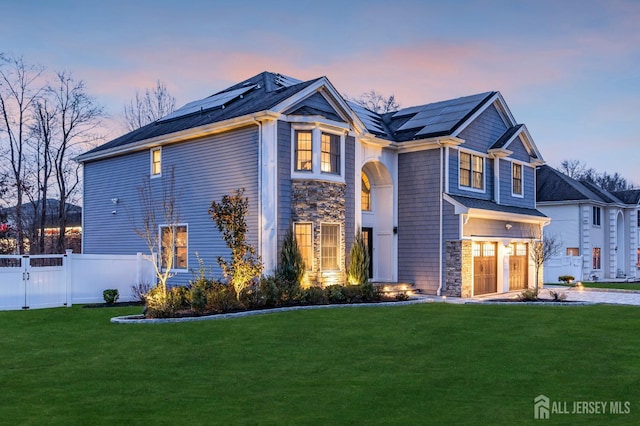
[145,286,183,318]
[348,229,370,286]
[277,226,305,285]
[239,282,268,310]
[302,286,328,305]
[131,281,151,303]
[518,288,539,302]
[103,289,119,304]
[206,283,240,314]
[395,292,410,302]
[326,285,346,303]
[558,275,575,283]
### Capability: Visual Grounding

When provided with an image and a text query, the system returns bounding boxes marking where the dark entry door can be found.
[509,243,529,290]
[473,242,497,295]
[362,227,373,279]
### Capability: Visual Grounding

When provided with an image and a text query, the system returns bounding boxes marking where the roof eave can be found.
[75,111,279,163]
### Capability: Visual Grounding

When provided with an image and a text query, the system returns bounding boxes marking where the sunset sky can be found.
[3,0,639,183]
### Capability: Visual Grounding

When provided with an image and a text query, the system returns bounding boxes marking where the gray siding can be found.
[83,125,260,285]
[448,148,494,201]
[277,120,292,254]
[499,160,536,209]
[507,136,530,162]
[285,92,344,121]
[398,149,442,294]
[457,104,507,152]
[344,135,356,265]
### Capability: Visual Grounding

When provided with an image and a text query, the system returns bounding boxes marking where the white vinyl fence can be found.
[0,251,156,310]
[544,255,584,283]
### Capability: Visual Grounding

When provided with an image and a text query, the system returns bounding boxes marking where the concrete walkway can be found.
[474,286,640,306]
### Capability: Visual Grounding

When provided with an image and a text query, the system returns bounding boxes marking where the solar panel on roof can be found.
[159,85,256,122]
[274,73,302,88]
[347,101,386,134]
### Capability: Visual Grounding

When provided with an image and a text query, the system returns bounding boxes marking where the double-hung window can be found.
[321,132,340,174]
[460,151,484,190]
[321,224,340,270]
[593,206,601,226]
[512,163,523,195]
[294,130,313,171]
[294,223,313,270]
[151,147,162,177]
[160,225,187,270]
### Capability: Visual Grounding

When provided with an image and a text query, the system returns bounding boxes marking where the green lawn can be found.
[555,281,640,291]
[2,303,639,425]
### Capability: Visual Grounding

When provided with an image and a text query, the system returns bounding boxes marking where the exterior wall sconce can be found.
[111,198,119,204]
[505,223,512,230]
[393,226,398,234]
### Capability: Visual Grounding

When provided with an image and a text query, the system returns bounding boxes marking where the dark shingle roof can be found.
[446,194,547,218]
[81,72,319,157]
[612,189,640,205]
[536,165,624,204]
[490,124,524,150]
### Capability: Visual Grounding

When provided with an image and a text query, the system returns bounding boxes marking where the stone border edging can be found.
[110,297,434,324]
[466,301,596,306]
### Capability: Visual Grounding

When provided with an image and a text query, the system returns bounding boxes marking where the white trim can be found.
[511,161,525,198]
[457,148,487,194]
[259,118,278,274]
[290,123,346,184]
[320,222,342,271]
[158,223,189,272]
[150,147,162,178]
[293,222,315,272]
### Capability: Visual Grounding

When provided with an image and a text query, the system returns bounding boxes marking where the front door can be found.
[509,243,529,290]
[473,242,497,295]
[362,227,373,279]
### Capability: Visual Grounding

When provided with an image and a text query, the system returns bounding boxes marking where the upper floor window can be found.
[637,212,640,228]
[512,163,523,196]
[151,147,162,177]
[160,224,187,270]
[321,133,340,174]
[459,151,484,190]
[321,223,340,271]
[295,130,312,171]
[361,172,371,211]
[593,206,601,226]
[294,222,313,270]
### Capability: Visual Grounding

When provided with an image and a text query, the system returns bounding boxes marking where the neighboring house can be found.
[2,200,82,254]
[76,71,548,296]
[536,165,639,282]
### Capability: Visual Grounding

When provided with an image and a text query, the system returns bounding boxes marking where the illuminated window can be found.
[516,243,527,256]
[295,130,313,171]
[592,247,601,270]
[321,224,340,270]
[361,172,371,211]
[637,248,640,267]
[460,151,484,190]
[593,206,601,226]
[160,225,187,270]
[566,247,579,256]
[321,132,340,174]
[512,163,522,195]
[151,148,162,176]
[294,223,313,270]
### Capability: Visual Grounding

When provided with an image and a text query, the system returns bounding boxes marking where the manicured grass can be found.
[555,281,640,291]
[2,303,640,425]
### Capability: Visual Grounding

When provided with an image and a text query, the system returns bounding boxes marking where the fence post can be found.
[65,249,73,308]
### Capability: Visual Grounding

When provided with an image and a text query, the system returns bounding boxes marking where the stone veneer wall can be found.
[445,240,473,297]
[291,179,346,286]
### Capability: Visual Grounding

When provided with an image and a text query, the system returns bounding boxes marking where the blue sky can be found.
[3,0,639,183]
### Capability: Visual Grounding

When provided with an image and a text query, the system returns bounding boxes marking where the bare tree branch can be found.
[122,80,176,131]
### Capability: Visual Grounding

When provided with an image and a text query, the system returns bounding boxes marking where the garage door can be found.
[509,243,528,290]
[473,242,497,295]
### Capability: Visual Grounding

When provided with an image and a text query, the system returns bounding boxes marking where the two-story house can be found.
[77,72,549,296]
[537,165,639,282]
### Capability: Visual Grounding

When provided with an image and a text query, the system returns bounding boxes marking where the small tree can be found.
[348,229,370,285]
[530,233,562,295]
[277,225,305,284]
[208,188,263,299]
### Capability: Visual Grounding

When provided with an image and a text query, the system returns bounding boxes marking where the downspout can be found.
[437,143,444,296]
[254,119,263,260]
